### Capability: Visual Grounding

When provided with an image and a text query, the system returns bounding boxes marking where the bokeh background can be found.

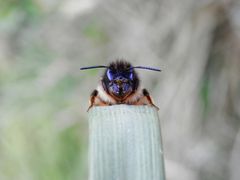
[0,0,240,180]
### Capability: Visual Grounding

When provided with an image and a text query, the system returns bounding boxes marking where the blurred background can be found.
[0,0,240,180]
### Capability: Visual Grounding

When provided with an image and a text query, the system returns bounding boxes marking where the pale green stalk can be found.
[88,105,165,180]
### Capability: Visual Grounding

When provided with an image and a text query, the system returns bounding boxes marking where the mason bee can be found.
[80,60,161,111]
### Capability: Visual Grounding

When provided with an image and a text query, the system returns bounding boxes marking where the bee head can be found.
[102,60,139,100]
[80,59,161,101]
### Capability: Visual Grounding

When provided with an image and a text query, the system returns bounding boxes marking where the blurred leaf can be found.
[0,0,41,19]
[201,79,210,116]
[56,125,83,180]
[0,0,18,18]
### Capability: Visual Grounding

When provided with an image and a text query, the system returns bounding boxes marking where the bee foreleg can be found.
[142,89,159,110]
[87,89,98,112]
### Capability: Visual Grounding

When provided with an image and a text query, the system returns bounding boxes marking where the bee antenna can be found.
[80,65,108,70]
[132,66,161,72]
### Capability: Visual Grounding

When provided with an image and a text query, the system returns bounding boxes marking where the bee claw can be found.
[87,106,92,112]
[153,104,159,111]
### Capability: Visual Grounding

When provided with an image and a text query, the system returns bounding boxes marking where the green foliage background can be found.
[0,1,88,179]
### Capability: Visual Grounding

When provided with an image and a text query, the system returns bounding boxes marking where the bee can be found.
[80,60,161,111]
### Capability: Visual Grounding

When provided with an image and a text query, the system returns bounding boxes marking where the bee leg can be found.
[87,89,98,112]
[142,89,159,110]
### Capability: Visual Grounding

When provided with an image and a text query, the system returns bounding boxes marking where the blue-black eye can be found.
[129,72,133,80]
[128,68,133,80]
[107,69,114,80]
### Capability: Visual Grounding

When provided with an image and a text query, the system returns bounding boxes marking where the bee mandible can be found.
[80,60,161,111]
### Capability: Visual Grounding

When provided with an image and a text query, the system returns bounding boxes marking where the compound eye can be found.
[128,68,134,80]
[107,69,114,80]
[129,72,133,80]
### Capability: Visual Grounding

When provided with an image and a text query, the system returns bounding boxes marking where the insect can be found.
[80,60,161,111]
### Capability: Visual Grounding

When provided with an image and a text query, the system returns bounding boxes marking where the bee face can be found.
[108,72,133,98]
[102,61,139,100]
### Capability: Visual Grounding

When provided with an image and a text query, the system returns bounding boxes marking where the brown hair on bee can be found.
[80,59,161,111]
